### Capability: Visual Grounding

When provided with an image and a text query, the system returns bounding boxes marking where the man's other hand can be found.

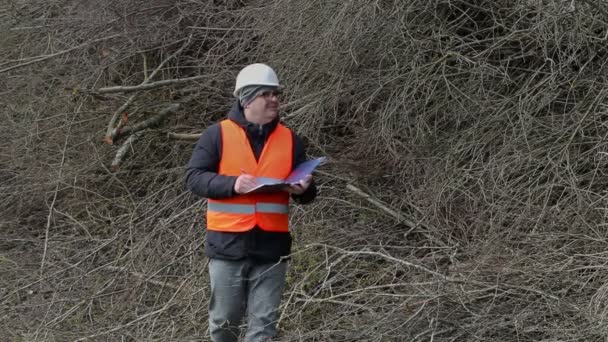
[284,175,312,195]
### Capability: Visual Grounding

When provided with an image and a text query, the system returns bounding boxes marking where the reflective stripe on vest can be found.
[208,202,289,215]
[206,119,293,233]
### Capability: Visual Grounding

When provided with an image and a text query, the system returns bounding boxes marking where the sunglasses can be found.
[259,89,283,99]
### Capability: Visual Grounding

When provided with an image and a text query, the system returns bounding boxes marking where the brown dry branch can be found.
[3,0,608,340]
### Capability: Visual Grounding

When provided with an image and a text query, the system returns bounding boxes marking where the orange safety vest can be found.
[206,119,293,233]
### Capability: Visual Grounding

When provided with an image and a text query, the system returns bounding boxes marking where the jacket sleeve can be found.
[290,132,318,204]
[185,123,237,199]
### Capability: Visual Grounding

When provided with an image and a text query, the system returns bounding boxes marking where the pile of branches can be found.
[2,0,608,340]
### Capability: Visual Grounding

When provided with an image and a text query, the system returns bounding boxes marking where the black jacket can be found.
[185,101,317,263]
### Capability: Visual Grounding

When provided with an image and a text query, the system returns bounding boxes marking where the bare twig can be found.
[105,266,181,290]
[74,277,188,341]
[2,234,119,302]
[186,26,257,31]
[344,183,450,249]
[306,243,446,279]
[0,34,120,73]
[346,184,417,229]
[579,0,608,22]
[40,105,80,278]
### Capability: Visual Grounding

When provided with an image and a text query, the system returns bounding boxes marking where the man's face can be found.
[245,89,281,123]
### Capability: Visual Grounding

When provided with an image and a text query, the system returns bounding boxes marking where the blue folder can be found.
[246,157,325,193]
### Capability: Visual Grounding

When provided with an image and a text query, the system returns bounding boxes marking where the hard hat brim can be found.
[233,82,282,98]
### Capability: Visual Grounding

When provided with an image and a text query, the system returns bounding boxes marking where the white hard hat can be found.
[233,63,280,97]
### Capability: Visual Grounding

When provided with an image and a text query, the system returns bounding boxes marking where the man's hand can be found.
[284,175,312,195]
[234,173,258,194]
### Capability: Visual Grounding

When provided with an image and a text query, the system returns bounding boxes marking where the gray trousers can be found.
[208,258,287,342]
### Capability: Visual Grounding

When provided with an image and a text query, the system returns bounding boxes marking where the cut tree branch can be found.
[104,36,191,139]
[96,75,207,94]
[110,131,142,171]
[104,95,136,144]
[109,103,180,170]
[109,103,180,144]
[166,132,201,141]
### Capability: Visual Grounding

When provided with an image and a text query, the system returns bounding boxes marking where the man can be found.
[185,63,317,342]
